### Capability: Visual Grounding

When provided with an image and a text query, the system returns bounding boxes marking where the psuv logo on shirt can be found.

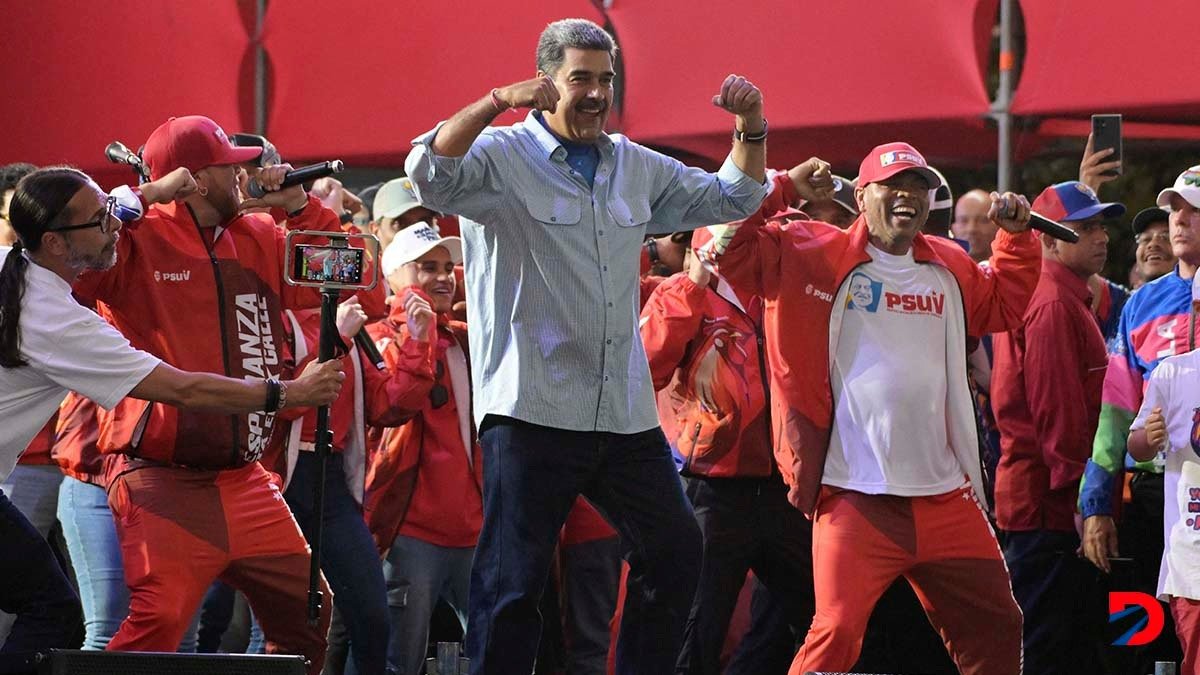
[884,290,945,316]
[846,271,944,317]
[153,270,192,282]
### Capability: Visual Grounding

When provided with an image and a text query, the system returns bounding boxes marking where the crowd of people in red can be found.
[4,17,1200,675]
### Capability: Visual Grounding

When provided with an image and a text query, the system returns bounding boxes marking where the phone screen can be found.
[1091,114,1123,177]
[292,245,365,285]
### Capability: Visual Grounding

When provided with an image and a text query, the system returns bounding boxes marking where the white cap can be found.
[373,177,424,221]
[1157,166,1200,209]
[381,223,462,276]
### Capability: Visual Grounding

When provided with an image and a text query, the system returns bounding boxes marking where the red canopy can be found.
[1012,0,1200,123]
[261,1,604,165]
[0,2,251,185]
[606,0,1001,169]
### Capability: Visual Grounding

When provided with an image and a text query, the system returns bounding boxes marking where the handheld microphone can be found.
[105,141,148,181]
[247,160,344,199]
[105,141,142,167]
[353,330,387,371]
[1029,212,1080,243]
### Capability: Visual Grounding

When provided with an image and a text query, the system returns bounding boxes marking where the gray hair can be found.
[536,19,617,76]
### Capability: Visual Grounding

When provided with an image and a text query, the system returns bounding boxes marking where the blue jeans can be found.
[0,488,81,653]
[57,476,199,652]
[467,417,702,675]
[383,535,472,675]
[257,452,389,674]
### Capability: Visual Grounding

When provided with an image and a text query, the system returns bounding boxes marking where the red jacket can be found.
[991,258,1107,531]
[72,195,342,469]
[640,273,772,478]
[260,305,432,500]
[363,299,483,552]
[18,417,55,466]
[692,173,1041,516]
[51,392,101,484]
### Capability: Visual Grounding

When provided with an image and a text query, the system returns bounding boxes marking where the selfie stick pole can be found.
[307,286,340,626]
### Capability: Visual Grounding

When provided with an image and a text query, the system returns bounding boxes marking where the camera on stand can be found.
[284,229,381,626]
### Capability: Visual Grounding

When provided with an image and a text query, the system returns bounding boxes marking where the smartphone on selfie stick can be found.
[284,230,380,624]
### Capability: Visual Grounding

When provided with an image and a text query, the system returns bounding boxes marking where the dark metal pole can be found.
[255,0,267,135]
[307,288,339,625]
[994,0,1015,192]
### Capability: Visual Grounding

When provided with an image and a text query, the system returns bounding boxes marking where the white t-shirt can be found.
[0,247,160,482]
[1131,350,1200,601]
[823,244,965,496]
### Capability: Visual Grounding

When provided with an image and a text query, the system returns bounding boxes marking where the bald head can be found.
[953,189,997,262]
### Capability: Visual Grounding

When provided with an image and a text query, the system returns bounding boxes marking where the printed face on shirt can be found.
[846,272,883,312]
[1169,194,1200,266]
[540,47,615,144]
[56,183,122,272]
[857,171,931,249]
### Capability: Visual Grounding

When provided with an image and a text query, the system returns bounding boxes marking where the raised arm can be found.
[431,77,559,157]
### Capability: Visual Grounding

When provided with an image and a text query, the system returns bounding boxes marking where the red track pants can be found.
[790,485,1023,675]
[105,462,331,673]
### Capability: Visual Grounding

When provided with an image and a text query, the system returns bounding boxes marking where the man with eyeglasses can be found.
[1078,167,1200,672]
[364,224,480,675]
[0,165,344,659]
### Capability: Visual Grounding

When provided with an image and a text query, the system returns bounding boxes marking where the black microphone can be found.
[105,141,141,167]
[246,160,344,199]
[354,331,387,371]
[1029,211,1080,243]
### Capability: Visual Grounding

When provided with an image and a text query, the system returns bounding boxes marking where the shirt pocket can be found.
[524,191,583,226]
[608,194,653,228]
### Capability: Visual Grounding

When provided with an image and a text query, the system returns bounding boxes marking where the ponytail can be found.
[1,166,93,368]
[0,239,29,367]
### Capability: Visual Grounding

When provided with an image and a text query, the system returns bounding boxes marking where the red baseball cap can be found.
[857,142,939,189]
[142,115,263,180]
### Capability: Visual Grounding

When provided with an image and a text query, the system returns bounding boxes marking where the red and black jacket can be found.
[72,195,342,469]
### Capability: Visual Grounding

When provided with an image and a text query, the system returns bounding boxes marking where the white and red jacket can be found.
[262,304,431,502]
[72,194,342,469]
[640,272,773,478]
[692,173,1041,516]
[363,295,483,553]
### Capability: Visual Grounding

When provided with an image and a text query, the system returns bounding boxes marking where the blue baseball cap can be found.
[1032,181,1125,222]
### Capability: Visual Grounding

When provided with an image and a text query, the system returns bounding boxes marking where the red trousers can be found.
[791,485,1023,675]
[105,462,331,673]
[1171,596,1200,675]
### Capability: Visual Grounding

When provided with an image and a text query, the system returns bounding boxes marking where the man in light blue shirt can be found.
[405,18,771,675]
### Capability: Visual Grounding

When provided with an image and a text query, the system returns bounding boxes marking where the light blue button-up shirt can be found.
[405,111,769,434]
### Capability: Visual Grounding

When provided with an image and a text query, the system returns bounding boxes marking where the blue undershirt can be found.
[536,113,599,188]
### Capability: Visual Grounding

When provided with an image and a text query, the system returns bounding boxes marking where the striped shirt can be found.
[405,111,769,434]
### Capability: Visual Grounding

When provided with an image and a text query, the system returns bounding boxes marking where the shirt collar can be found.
[522,110,613,162]
[1043,257,1092,304]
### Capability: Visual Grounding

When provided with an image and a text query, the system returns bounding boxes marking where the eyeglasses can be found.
[53,197,117,234]
[429,360,449,409]
[1136,231,1171,246]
